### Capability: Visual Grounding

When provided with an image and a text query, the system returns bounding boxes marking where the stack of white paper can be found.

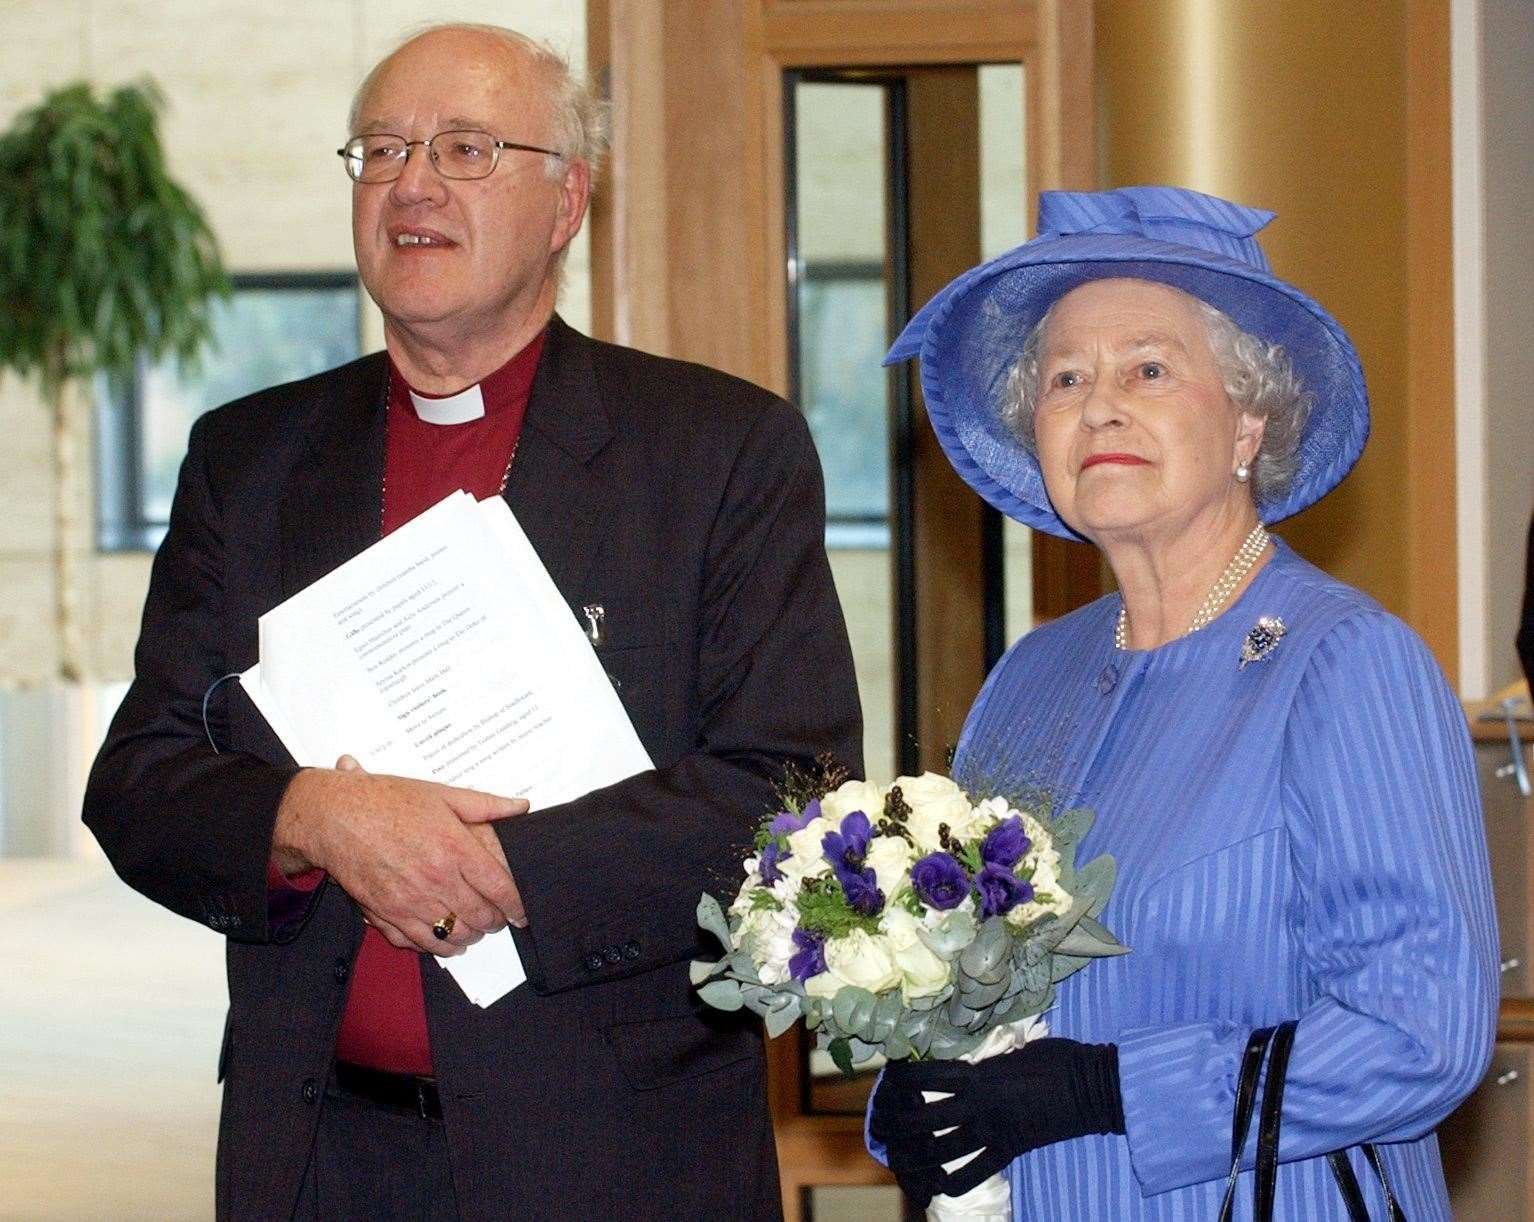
[242,491,653,1006]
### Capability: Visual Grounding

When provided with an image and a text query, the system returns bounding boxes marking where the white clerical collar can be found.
[408,382,486,425]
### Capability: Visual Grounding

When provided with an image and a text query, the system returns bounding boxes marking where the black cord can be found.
[201,672,241,755]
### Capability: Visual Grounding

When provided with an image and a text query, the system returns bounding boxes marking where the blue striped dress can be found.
[949,539,1498,1219]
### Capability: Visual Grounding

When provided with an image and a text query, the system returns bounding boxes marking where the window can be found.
[797,260,891,548]
[96,273,362,551]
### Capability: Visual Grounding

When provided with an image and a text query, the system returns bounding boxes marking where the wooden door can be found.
[587,2,1098,1213]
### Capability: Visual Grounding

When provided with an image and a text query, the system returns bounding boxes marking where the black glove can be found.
[870,1038,1125,1204]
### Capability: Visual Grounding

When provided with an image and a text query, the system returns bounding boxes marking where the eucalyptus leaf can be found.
[765,999,802,1039]
[696,893,733,953]
[689,959,720,986]
[958,917,1010,978]
[831,987,877,1033]
[696,980,745,1012]
[1072,856,1118,916]
[957,973,1009,1009]
[1055,915,1129,959]
[827,1037,855,1078]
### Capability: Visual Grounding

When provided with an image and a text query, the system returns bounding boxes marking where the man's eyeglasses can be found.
[338,129,564,183]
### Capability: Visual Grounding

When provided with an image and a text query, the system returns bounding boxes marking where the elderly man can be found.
[84,23,859,1222]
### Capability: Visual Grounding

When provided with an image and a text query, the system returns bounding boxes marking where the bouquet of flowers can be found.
[692,768,1125,1221]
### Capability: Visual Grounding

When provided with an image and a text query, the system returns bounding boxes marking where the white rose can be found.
[777,816,834,881]
[819,778,888,825]
[804,970,841,1000]
[895,771,980,853]
[864,834,914,898]
[822,928,903,994]
[881,906,952,999]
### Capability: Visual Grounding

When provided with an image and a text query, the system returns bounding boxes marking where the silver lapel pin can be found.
[582,603,607,647]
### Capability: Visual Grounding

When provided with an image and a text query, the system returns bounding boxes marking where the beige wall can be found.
[1479,0,1534,695]
[1096,0,1460,679]
[0,0,588,686]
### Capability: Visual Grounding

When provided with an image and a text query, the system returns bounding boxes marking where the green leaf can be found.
[826,1036,855,1078]
[696,892,733,952]
[697,980,745,1012]
[764,996,802,1039]
[0,77,228,403]
[831,986,877,1034]
[689,959,721,986]
[1054,914,1129,959]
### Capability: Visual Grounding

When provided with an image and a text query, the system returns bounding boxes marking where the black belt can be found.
[332,1061,442,1122]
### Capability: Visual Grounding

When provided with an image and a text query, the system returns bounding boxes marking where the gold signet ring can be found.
[431,913,457,940]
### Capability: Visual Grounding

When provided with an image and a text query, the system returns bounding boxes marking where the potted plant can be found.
[0,80,227,680]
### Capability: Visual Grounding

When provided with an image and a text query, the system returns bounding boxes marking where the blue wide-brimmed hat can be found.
[885,185,1369,539]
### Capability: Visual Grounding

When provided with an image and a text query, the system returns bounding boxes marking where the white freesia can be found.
[1006,812,1070,928]
[819,778,888,824]
[865,833,914,898]
[777,815,834,881]
[897,772,982,852]
[735,900,801,984]
[881,905,952,999]
[971,795,1011,829]
[821,927,902,994]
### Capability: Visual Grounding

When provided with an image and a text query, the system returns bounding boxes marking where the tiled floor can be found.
[0,860,906,1221]
[0,859,224,1221]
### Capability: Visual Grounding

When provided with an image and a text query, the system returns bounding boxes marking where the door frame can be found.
[585,2,1098,1213]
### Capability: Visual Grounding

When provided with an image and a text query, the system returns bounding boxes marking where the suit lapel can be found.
[503,317,615,605]
[280,353,388,599]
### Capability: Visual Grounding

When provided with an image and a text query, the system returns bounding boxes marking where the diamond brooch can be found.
[1239,616,1287,670]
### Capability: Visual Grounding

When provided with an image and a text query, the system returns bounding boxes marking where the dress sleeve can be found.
[1116,611,1499,1196]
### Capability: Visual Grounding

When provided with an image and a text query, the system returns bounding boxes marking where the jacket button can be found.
[301,1078,319,1105]
[1096,664,1119,695]
[582,952,605,974]
[621,940,640,960]
[333,958,349,984]
[603,946,623,965]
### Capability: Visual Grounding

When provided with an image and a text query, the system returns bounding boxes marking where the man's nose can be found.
[389,143,448,205]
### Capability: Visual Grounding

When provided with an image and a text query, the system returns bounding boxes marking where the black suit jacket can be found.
[84,318,862,1221]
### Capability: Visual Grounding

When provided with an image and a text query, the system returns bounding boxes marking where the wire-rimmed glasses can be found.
[338,129,563,183]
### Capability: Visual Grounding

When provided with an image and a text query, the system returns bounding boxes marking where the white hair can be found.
[347,22,610,188]
[1002,287,1313,508]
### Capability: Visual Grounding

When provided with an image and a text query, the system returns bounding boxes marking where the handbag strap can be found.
[1329,1146,1409,1222]
[1254,1020,1299,1219]
[1217,1026,1276,1222]
[1251,1019,1408,1222]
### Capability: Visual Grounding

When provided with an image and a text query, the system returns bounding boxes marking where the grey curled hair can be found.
[1002,291,1314,509]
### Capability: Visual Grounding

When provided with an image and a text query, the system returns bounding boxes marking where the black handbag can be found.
[1216,1020,1407,1222]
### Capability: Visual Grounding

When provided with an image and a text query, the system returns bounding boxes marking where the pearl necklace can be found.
[1114,523,1270,650]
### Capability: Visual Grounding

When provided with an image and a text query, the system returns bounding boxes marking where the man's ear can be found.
[550,157,591,257]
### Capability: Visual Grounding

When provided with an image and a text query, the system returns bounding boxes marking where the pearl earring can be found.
[1235,464,1251,483]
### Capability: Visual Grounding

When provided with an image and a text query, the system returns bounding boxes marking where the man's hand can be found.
[273,755,529,955]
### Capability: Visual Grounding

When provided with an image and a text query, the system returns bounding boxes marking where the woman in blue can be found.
[869,186,1498,1219]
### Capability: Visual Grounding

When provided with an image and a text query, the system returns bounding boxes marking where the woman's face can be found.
[1031,278,1263,546]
